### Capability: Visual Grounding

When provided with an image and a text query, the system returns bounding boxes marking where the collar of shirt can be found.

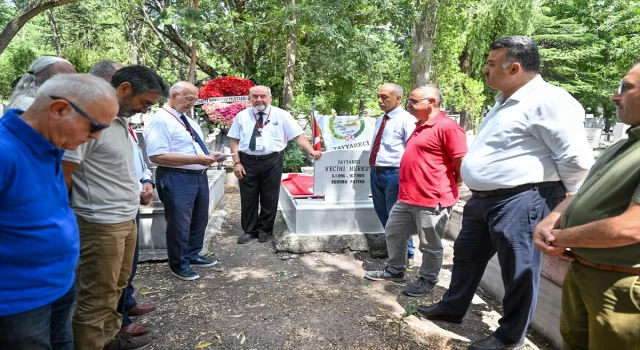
[495,74,544,105]
[414,111,446,130]
[384,105,405,119]
[251,105,271,116]
[3,109,56,155]
[627,125,640,140]
[162,104,181,118]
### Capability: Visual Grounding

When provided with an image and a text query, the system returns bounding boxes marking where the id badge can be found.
[193,141,206,156]
[255,136,265,151]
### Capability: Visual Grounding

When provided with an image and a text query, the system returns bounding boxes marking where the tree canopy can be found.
[1,0,638,127]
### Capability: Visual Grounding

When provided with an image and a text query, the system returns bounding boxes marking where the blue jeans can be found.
[156,168,210,271]
[0,284,76,350]
[439,184,566,344]
[370,168,414,258]
[118,212,140,327]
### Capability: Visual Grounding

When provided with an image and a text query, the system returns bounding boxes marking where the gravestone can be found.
[584,118,604,148]
[612,122,631,142]
[313,150,371,202]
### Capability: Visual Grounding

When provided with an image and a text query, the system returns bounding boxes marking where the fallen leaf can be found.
[216,335,222,344]
[138,290,159,295]
[228,314,243,318]
[241,334,246,344]
[195,342,212,349]
[406,268,415,272]
[377,307,388,312]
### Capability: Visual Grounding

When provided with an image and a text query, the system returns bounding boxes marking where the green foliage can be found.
[282,140,307,173]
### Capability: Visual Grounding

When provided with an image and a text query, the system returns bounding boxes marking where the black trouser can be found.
[239,152,283,235]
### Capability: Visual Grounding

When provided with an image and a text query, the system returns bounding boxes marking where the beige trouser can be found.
[72,217,137,350]
[561,261,640,350]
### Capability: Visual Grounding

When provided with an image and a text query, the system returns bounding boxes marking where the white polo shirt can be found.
[144,105,208,171]
[461,75,594,194]
[228,105,304,155]
[370,106,416,167]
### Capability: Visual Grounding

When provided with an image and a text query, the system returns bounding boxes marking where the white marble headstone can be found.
[313,150,371,202]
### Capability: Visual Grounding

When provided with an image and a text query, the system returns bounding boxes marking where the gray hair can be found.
[381,83,403,97]
[413,84,443,107]
[490,36,540,72]
[33,73,117,113]
[249,85,272,96]
[169,81,197,95]
[89,60,121,81]
[8,56,72,109]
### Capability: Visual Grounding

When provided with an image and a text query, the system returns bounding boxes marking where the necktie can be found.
[369,114,389,167]
[249,112,264,151]
[180,115,210,155]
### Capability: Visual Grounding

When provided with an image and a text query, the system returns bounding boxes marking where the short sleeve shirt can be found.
[227,105,304,155]
[560,126,640,268]
[144,105,208,171]
[398,112,468,208]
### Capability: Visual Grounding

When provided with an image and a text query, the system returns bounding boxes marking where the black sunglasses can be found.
[50,95,110,133]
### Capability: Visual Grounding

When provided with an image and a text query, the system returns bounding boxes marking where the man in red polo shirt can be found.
[365,85,467,297]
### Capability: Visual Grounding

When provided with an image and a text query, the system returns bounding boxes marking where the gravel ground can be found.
[132,184,556,350]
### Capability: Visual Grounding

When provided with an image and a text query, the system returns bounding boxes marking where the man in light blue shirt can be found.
[369,83,416,260]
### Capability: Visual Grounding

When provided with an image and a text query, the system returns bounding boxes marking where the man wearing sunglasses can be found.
[535,62,640,350]
[0,74,118,350]
[62,66,168,350]
[365,85,467,298]
[417,36,594,350]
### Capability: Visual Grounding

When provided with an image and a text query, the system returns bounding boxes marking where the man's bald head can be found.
[7,56,76,110]
[377,83,403,113]
[406,85,443,121]
[25,74,118,150]
[168,81,198,114]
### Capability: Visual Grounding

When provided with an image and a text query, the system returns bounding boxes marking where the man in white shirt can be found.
[145,81,223,282]
[89,60,157,339]
[417,36,594,350]
[369,83,417,261]
[229,85,321,244]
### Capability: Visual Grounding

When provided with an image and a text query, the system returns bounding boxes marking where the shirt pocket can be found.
[382,127,404,150]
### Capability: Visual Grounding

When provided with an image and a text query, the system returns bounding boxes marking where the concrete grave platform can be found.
[138,169,226,261]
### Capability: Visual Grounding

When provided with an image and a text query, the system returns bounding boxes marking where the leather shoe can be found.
[258,231,272,243]
[119,323,149,336]
[416,303,463,323]
[468,335,524,350]
[237,233,257,244]
[128,303,157,316]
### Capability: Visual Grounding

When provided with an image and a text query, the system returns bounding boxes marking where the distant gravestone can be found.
[313,150,371,202]
[584,118,604,148]
[612,123,630,142]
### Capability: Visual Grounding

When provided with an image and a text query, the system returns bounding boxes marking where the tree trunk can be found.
[46,9,62,56]
[127,0,139,65]
[411,0,439,86]
[0,0,80,55]
[281,0,297,110]
[187,0,199,83]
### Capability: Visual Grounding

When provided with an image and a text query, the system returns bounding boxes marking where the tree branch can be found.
[0,0,81,55]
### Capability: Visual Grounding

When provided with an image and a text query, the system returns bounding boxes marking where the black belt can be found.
[373,166,399,171]
[240,152,281,161]
[157,166,208,175]
[471,181,563,198]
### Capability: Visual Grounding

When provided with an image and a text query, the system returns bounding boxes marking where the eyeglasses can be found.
[406,97,431,105]
[618,80,632,95]
[50,95,110,133]
[176,92,197,103]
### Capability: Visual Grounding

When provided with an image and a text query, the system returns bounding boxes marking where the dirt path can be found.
[133,185,556,350]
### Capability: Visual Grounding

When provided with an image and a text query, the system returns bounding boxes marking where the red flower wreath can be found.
[198,76,254,99]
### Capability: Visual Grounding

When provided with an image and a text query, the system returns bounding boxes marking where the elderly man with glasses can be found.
[0,74,118,350]
[365,85,467,297]
[62,66,168,350]
[144,81,224,282]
